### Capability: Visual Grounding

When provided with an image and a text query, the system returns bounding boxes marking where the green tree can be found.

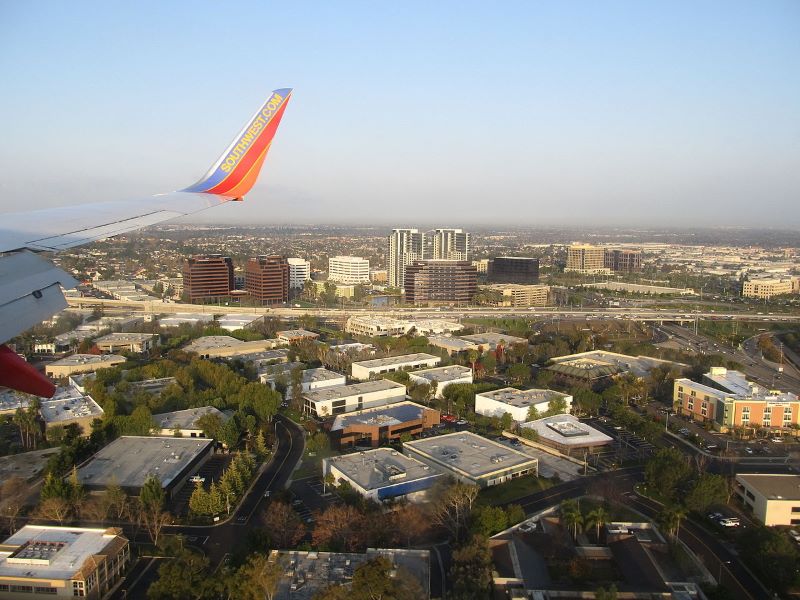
[645,448,693,501]
[196,412,223,439]
[585,506,609,542]
[507,362,531,385]
[147,550,212,600]
[559,499,583,540]
[140,474,165,512]
[499,412,514,431]
[188,483,211,517]
[40,472,71,501]
[316,556,423,600]
[595,584,619,600]
[253,429,270,459]
[657,505,687,538]
[685,473,728,513]
[472,505,508,536]
[449,535,493,600]
[739,525,800,593]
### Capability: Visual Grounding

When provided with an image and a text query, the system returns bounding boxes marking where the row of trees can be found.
[188,452,257,518]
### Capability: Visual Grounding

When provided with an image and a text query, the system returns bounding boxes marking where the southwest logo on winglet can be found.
[183,88,292,198]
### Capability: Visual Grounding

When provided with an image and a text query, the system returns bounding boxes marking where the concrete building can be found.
[93,333,158,354]
[268,548,430,600]
[329,401,440,448]
[287,257,311,290]
[157,313,214,328]
[426,228,471,261]
[151,406,229,437]
[45,354,126,379]
[263,367,346,401]
[403,431,538,487]
[550,350,681,379]
[216,314,264,331]
[328,256,370,285]
[0,526,130,599]
[246,255,289,305]
[408,366,473,398]
[0,391,31,416]
[547,357,621,387]
[276,329,319,344]
[735,474,800,526]
[303,380,407,419]
[460,332,528,350]
[182,255,233,302]
[351,353,441,381]
[604,248,643,272]
[488,257,539,283]
[40,391,104,438]
[404,260,477,305]
[520,414,613,457]
[475,388,572,421]
[127,377,177,396]
[184,336,279,359]
[75,436,214,499]
[674,367,800,432]
[427,336,481,356]
[565,244,610,275]
[582,281,695,295]
[344,316,461,338]
[323,448,443,502]
[487,284,550,307]
[387,228,424,289]
[471,259,490,274]
[742,277,797,300]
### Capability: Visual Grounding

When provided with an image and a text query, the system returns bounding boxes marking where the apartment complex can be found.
[286,257,311,290]
[387,228,424,288]
[426,228,471,261]
[488,257,540,283]
[182,255,233,302]
[0,526,130,599]
[404,260,477,305]
[735,474,800,526]
[674,367,800,432]
[328,256,370,284]
[245,255,289,305]
[742,277,798,300]
[566,244,609,275]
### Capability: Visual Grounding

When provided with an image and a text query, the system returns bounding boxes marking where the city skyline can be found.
[1,2,798,228]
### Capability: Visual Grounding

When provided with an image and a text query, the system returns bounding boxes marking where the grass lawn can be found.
[476,475,553,506]
[292,445,340,479]
[579,497,642,522]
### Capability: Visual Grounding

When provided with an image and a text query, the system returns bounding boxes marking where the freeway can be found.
[65,295,800,324]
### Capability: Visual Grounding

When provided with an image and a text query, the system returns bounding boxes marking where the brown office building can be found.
[329,401,440,448]
[404,260,477,305]
[604,248,642,272]
[246,255,289,305]
[182,255,233,302]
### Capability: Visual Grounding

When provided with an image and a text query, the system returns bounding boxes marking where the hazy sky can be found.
[1,1,798,228]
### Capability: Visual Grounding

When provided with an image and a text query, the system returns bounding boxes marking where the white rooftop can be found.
[521,414,613,447]
[326,448,441,491]
[39,390,104,424]
[304,379,406,403]
[48,354,125,368]
[152,406,227,431]
[478,387,568,408]
[460,332,528,347]
[352,353,439,369]
[94,332,155,344]
[410,365,472,383]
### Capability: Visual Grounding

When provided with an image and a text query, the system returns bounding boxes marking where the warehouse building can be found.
[408,366,473,398]
[351,353,441,380]
[93,332,159,354]
[403,432,538,488]
[151,406,230,437]
[329,401,440,448]
[303,380,407,419]
[475,387,572,422]
[75,436,214,499]
[0,525,130,599]
[45,354,126,379]
[323,448,443,502]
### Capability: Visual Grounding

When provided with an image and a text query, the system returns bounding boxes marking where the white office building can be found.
[408,366,473,398]
[328,256,370,285]
[475,388,573,422]
[287,257,311,289]
[303,380,407,418]
[426,228,471,261]
[351,353,441,381]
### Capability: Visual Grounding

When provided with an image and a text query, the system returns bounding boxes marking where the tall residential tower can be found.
[387,228,424,289]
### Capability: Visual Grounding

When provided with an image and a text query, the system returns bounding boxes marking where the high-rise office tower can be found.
[182,255,234,302]
[565,244,609,274]
[488,257,540,283]
[404,260,477,305]
[604,248,643,273]
[287,258,311,289]
[328,256,370,284]
[426,228,472,261]
[245,255,289,305]
[387,228,424,289]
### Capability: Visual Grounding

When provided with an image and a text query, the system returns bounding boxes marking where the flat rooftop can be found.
[553,351,680,378]
[331,401,428,431]
[152,406,227,431]
[404,431,536,478]
[217,313,262,326]
[240,349,290,366]
[521,414,613,447]
[547,357,620,379]
[304,379,406,403]
[478,387,567,408]
[460,332,528,347]
[737,474,800,501]
[277,329,318,338]
[0,390,31,413]
[0,526,125,581]
[184,335,243,351]
[352,353,439,369]
[675,378,730,400]
[75,436,213,490]
[94,332,155,344]
[48,354,126,368]
[326,448,440,491]
[428,336,480,351]
[39,390,104,424]
[302,368,345,384]
[158,314,214,326]
[410,365,472,383]
[258,361,306,378]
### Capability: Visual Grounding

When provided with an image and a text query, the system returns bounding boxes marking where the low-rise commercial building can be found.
[351,353,441,380]
[216,314,264,331]
[546,357,621,387]
[127,377,177,396]
[408,366,473,398]
[323,448,443,502]
[0,525,130,600]
[735,474,800,526]
[184,336,279,359]
[276,329,319,344]
[520,414,613,457]
[93,333,158,354]
[742,278,797,300]
[0,391,31,416]
[45,354,126,378]
[486,284,550,307]
[427,336,481,356]
[75,436,214,499]
[674,367,800,432]
[403,431,538,487]
[40,390,104,438]
[475,388,572,421]
[158,313,214,328]
[329,401,440,448]
[303,380,407,419]
[550,350,681,379]
[460,332,528,350]
[151,406,230,437]
[344,316,461,338]
[263,367,346,401]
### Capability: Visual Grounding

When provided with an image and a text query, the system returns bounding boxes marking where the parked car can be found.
[788,529,800,542]
[719,517,740,528]
[744,447,753,455]
[678,428,690,436]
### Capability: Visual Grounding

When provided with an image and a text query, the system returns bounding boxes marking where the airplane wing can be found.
[0,88,292,396]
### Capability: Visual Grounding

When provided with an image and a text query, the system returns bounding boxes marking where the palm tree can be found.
[585,506,609,542]
[559,499,583,540]
[658,505,686,539]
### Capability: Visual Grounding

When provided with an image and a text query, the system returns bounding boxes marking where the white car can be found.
[189,475,205,484]
[718,517,740,528]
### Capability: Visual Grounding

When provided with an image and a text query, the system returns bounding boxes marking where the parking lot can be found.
[289,475,342,523]
[170,453,231,516]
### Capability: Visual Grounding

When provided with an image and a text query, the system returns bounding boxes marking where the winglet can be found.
[182,88,292,198]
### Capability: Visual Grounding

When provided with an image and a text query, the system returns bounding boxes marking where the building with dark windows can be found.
[182,255,233,302]
[604,248,643,272]
[403,260,477,305]
[488,256,540,283]
[245,255,289,305]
